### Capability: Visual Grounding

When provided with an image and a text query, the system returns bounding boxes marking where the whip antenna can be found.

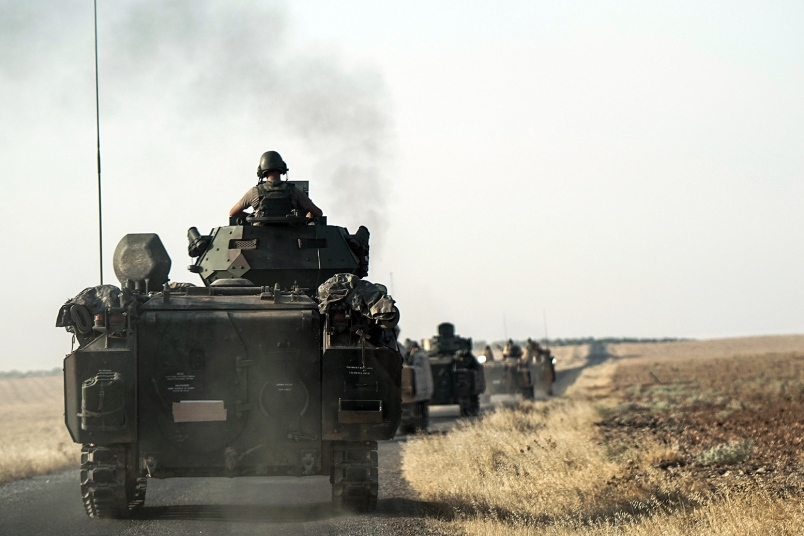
[94,0,103,284]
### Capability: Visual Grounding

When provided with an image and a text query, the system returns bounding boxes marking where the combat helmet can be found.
[257,151,289,178]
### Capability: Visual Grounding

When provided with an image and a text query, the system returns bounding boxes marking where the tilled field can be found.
[601,351,804,497]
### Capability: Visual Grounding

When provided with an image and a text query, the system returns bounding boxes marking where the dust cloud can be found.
[1,0,394,238]
[101,0,395,240]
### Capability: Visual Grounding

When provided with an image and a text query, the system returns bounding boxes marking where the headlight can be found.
[477,355,487,364]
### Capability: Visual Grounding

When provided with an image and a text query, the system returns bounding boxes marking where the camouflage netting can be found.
[56,284,137,330]
[317,273,397,323]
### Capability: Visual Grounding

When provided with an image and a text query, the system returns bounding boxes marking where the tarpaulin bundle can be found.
[56,285,136,328]
[317,273,397,323]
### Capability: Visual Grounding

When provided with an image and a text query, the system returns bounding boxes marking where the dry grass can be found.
[403,335,804,535]
[404,397,632,522]
[437,492,804,535]
[0,375,79,483]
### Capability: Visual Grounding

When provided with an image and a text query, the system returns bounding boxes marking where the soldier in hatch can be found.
[229,150,324,222]
[502,339,523,359]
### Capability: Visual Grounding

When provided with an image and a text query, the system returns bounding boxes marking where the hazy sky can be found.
[1,0,802,371]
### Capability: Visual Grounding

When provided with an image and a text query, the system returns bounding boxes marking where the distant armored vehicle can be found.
[483,339,556,400]
[482,339,535,400]
[399,341,433,433]
[57,185,401,517]
[523,339,556,397]
[423,323,485,416]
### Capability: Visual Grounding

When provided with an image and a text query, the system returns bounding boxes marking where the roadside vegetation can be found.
[403,336,804,535]
[0,375,78,483]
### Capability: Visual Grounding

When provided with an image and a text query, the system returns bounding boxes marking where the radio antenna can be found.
[94,0,104,284]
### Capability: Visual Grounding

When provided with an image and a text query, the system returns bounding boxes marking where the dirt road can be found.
[553,341,608,395]
[0,408,460,536]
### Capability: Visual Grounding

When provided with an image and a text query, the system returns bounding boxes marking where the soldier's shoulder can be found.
[240,185,259,197]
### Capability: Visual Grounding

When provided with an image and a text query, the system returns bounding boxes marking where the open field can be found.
[0,375,79,483]
[608,334,804,362]
[403,335,804,534]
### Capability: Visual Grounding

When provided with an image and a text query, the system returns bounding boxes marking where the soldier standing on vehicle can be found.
[483,345,495,362]
[524,338,541,361]
[229,151,324,221]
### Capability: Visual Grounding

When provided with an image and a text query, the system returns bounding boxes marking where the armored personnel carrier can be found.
[57,184,402,517]
[523,339,556,397]
[398,340,433,433]
[482,339,535,400]
[483,339,556,400]
[422,323,485,416]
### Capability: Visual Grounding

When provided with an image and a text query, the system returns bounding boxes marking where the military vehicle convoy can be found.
[422,323,485,416]
[398,339,433,433]
[57,183,402,517]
